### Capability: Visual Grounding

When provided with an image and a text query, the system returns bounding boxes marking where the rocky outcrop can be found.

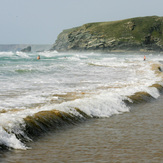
[0,44,52,52]
[51,16,163,52]
[21,46,31,52]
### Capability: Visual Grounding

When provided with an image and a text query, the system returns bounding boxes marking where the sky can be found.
[0,0,163,44]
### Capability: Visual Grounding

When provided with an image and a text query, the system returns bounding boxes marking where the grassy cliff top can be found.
[53,16,163,52]
[80,16,163,41]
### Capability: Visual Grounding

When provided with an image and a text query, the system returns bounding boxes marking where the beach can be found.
[0,51,163,162]
[1,94,163,162]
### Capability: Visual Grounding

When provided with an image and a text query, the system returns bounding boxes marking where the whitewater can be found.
[0,51,163,150]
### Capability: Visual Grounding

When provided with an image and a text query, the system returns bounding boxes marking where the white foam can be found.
[1,52,163,149]
[0,51,14,56]
[16,51,30,58]
[38,50,58,57]
[0,126,26,149]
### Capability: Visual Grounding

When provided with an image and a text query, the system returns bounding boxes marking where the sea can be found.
[0,50,163,162]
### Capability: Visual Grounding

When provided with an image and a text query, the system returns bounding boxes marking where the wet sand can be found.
[1,96,163,163]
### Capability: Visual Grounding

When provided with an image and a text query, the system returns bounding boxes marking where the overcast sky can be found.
[0,0,163,44]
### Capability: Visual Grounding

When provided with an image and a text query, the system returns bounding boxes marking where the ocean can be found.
[0,50,163,162]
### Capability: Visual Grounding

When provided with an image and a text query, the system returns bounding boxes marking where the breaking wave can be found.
[1,52,163,150]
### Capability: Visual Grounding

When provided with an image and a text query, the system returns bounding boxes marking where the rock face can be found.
[51,16,163,52]
[21,46,31,52]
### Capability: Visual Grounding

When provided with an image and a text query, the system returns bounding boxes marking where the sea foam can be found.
[1,51,163,149]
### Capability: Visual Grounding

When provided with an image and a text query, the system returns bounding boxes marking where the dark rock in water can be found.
[21,46,31,52]
[51,16,163,52]
[0,44,52,52]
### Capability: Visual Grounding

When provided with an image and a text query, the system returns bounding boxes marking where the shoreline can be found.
[1,94,163,162]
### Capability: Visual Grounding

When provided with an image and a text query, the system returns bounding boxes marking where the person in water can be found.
[144,55,146,61]
[37,55,40,60]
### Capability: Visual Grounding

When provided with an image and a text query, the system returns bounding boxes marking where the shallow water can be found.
[1,94,163,163]
[0,51,163,162]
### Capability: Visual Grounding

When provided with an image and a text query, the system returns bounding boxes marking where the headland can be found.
[51,16,163,53]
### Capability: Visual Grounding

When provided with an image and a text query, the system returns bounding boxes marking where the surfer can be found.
[37,55,40,60]
[144,55,146,61]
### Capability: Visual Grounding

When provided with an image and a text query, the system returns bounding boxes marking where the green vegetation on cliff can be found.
[51,16,163,52]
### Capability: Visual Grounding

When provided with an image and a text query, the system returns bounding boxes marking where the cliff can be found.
[51,16,163,52]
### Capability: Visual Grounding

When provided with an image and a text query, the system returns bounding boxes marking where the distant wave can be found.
[0,51,14,57]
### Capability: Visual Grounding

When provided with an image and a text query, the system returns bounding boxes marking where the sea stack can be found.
[21,46,32,52]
